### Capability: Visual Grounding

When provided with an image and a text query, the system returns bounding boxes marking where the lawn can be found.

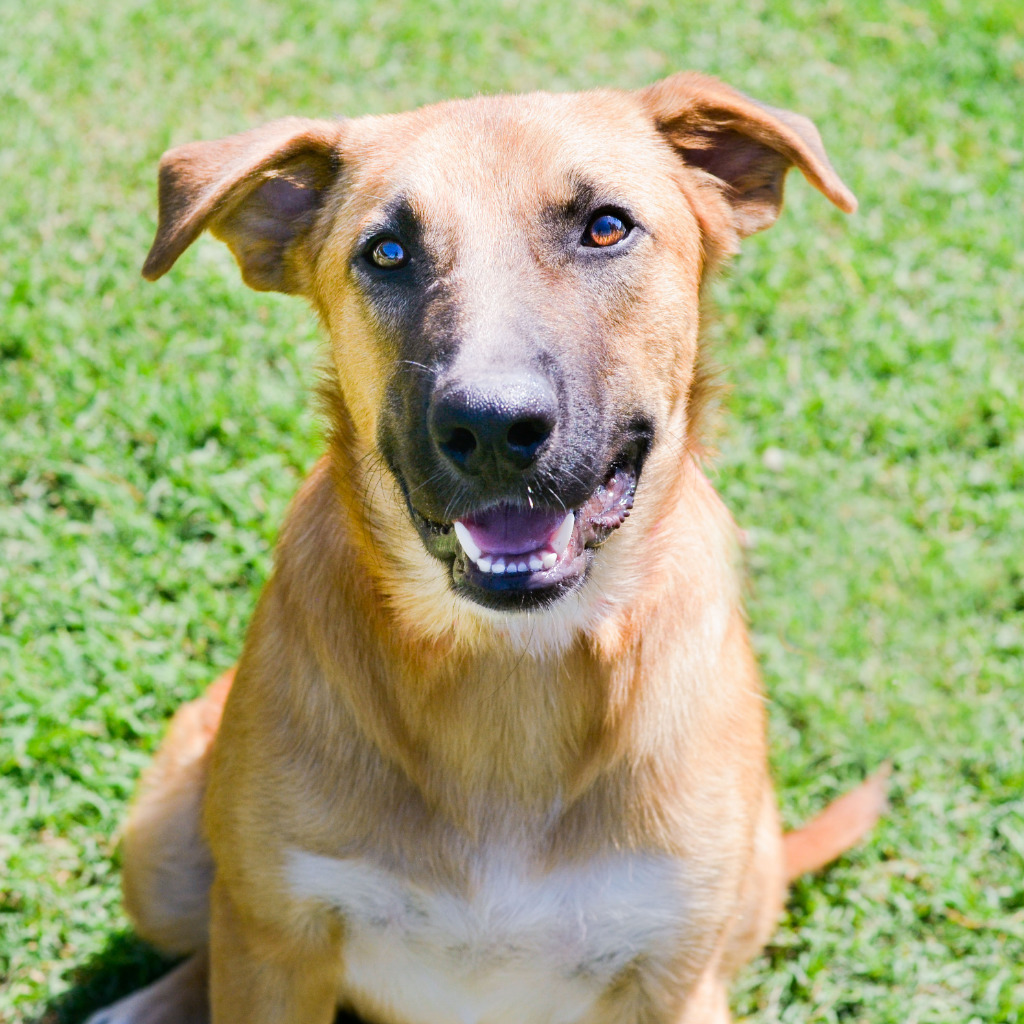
[1,0,1022,1021]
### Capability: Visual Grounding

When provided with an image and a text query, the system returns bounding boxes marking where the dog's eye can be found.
[367,237,408,269]
[583,211,631,248]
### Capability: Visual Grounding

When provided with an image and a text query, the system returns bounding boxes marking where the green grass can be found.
[2,0,1022,1020]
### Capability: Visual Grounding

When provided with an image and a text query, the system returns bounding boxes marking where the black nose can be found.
[429,372,558,476]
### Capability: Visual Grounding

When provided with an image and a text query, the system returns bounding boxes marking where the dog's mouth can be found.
[407,447,642,611]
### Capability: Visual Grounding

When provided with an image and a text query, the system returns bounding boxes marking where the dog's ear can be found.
[642,73,856,240]
[142,118,344,293]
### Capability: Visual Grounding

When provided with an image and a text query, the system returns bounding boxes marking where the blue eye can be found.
[585,212,630,248]
[369,237,407,268]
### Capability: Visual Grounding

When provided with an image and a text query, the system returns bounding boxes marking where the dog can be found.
[87,72,886,1024]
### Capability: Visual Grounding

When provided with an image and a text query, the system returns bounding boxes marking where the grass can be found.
[1,0,1022,1020]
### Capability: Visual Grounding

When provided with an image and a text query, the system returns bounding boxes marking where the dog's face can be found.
[144,74,854,625]
[323,92,701,613]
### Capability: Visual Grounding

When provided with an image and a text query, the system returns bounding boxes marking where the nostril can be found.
[441,427,477,462]
[506,417,552,455]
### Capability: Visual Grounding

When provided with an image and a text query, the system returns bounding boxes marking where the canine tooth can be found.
[528,555,543,571]
[477,556,493,573]
[492,557,506,574]
[540,551,557,569]
[453,521,482,561]
[551,511,575,556]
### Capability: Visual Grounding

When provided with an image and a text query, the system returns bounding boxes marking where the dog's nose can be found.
[429,372,558,476]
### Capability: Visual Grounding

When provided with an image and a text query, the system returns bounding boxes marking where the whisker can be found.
[406,467,449,499]
[539,480,567,512]
[560,466,588,489]
[398,359,433,375]
[358,450,392,567]
[532,469,568,512]
[443,482,472,523]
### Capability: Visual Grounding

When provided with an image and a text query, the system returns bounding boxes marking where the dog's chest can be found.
[286,848,689,1024]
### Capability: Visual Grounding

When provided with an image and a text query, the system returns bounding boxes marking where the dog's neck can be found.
[271,426,744,827]
[384,634,637,816]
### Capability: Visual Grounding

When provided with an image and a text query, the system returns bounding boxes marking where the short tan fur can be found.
[90,73,884,1024]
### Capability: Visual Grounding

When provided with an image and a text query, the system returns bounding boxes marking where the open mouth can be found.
[408,453,641,611]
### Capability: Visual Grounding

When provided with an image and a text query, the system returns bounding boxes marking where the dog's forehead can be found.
[341,90,676,224]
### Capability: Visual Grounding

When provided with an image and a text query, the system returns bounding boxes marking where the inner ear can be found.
[642,73,856,241]
[211,155,338,293]
[142,118,344,294]
[670,125,791,236]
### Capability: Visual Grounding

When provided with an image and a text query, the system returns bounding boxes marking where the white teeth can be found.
[453,521,482,562]
[473,551,555,574]
[462,510,577,575]
[551,511,575,556]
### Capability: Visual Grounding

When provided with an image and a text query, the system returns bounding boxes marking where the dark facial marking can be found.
[350,196,437,336]
[352,196,420,275]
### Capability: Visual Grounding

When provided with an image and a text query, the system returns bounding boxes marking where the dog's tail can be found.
[783,766,889,881]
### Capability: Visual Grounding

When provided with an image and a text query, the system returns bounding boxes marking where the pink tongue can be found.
[460,505,565,556]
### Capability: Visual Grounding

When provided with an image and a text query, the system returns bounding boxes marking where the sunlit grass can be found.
[2,1,1022,1020]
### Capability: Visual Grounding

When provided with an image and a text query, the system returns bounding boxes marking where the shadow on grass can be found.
[36,931,172,1024]
[37,930,371,1023]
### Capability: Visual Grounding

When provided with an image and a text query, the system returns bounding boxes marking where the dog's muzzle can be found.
[407,444,643,611]
[388,363,650,610]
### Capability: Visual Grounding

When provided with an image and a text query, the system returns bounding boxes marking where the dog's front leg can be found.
[209,878,340,1024]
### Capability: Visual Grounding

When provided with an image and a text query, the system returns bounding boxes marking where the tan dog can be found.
[89,73,885,1024]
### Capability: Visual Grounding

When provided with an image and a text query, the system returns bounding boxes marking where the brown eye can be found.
[584,211,630,248]
[368,237,407,268]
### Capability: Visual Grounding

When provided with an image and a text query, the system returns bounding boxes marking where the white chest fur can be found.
[285,847,689,1024]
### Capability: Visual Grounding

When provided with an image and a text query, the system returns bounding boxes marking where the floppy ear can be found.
[142,118,344,293]
[642,73,856,240]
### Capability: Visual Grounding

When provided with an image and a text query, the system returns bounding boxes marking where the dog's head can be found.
[144,74,854,639]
